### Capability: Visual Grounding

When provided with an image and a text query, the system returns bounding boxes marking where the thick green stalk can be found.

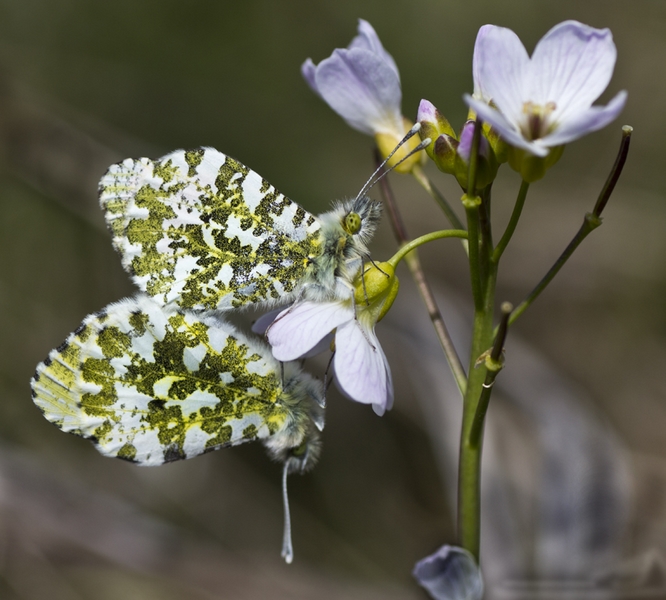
[456,120,496,560]
[462,194,484,312]
[469,303,512,446]
[457,268,496,561]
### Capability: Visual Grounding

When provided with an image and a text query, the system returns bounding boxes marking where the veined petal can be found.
[472,25,495,102]
[531,21,618,121]
[349,19,400,79]
[313,47,403,136]
[474,25,530,126]
[543,90,627,147]
[465,95,549,156]
[334,321,392,414]
[267,301,352,362]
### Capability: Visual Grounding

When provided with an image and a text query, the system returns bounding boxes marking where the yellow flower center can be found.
[521,101,557,140]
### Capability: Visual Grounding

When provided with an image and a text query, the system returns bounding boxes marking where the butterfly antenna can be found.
[281,460,294,564]
[364,136,432,198]
[355,123,429,201]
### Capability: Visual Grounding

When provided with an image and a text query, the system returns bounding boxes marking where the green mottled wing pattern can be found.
[99,148,323,311]
[31,295,319,466]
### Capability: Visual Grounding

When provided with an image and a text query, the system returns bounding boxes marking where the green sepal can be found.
[432,134,459,174]
[419,103,457,170]
[507,145,565,183]
[483,123,509,164]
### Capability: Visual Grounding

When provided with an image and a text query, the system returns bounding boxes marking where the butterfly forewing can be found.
[31,295,303,466]
[100,148,323,311]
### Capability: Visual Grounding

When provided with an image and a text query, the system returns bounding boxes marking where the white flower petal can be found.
[544,90,628,147]
[313,47,403,136]
[472,25,495,102]
[334,321,392,414]
[267,301,352,362]
[531,21,617,121]
[474,24,530,126]
[301,58,320,96]
[350,19,400,79]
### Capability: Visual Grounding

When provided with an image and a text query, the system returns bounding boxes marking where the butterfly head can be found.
[337,195,382,252]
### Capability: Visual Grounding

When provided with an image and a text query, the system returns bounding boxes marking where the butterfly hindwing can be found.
[99,148,323,311]
[31,295,323,467]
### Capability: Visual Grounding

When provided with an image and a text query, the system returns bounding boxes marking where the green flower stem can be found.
[458,128,498,559]
[457,266,496,562]
[388,229,468,267]
[508,212,601,326]
[462,194,484,312]
[469,302,512,447]
[477,186,493,290]
[412,165,467,233]
[479,185,494,251]
[493,180,530,263]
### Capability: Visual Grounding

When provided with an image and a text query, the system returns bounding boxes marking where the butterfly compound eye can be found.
[343,212,362,235]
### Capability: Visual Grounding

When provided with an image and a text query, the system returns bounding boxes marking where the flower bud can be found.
[454,120,499,190]
[353,261,400,324]
[431,134,459,175]
[417,100,461,175]
[418,99,456,145]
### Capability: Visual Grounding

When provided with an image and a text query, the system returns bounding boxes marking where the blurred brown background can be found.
[1,0,665,598]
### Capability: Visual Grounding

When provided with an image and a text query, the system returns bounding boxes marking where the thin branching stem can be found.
[508,126,632,327]
[493,180,530,263]
[412,165,466,232]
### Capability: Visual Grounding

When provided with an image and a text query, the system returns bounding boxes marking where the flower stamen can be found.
[521,101,557,140]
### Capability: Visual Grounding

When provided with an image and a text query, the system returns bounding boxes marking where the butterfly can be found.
[99,147,382,312]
